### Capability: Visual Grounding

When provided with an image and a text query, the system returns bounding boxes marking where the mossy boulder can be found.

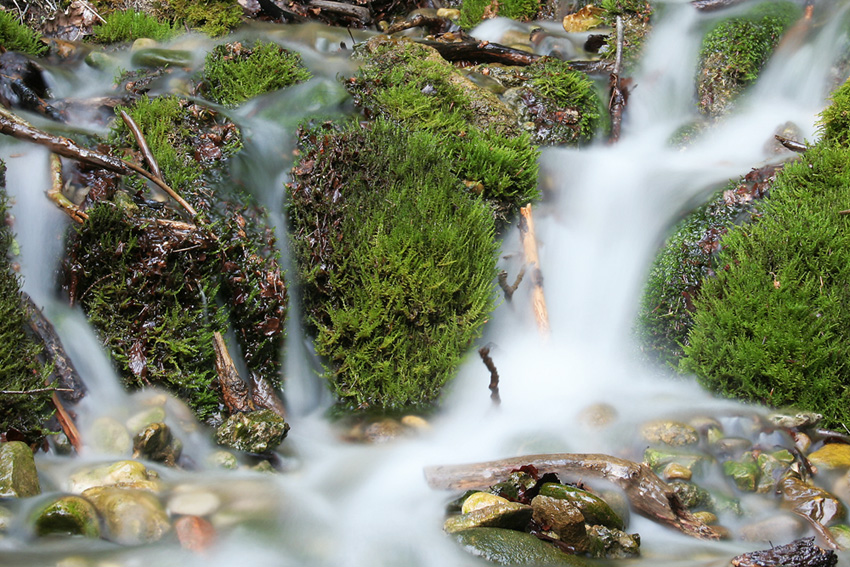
[680,82,850,429]
[32,495,101,538]
[201,40,312,107]
[288,119,500,410]
[452,527,592,566]
[345,37,539,220]
[537,483,625,531]
[0,441,41,498]
[697,1,801,118]
[214,409,289,454]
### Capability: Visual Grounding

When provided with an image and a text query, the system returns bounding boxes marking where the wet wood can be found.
[566,59,616,76]
[691,0,748,11]
[250,371,287,419]
[46,154,87,224]
[421,40,541,66]
[51,391,82,452]
[308,0,371,23]
[213,332,254,413]
[385,13,451,35]
[518,204,550,337]
[731,537,837,567]
[478,346,500,405]
[775,134,808,153]
[424,453,723,540]
[497,266,525,301]
[120,110,162,180]
[609,16,626,144]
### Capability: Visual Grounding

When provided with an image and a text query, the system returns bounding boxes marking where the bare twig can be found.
[213,332,254,413]
[478,345,500,406]
[775,134,808,153]
[120,110,162,180]
[385,13,450,35]
[518,205,550,337]
[839,210,850,215]
[608,16,626,144]
[52,391,82,452]
[497,266,525,301]
[0,387,73,394]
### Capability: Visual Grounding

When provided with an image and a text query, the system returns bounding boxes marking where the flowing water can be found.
[2,1,850,565]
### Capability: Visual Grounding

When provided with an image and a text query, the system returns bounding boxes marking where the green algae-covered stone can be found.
[33,495,100,538]
[0,441,40,498]
[443,502,533,534]
[586,524,640,559]
[538,483,624,530]
[723,453,760,492]
[215,409,289,454]
[640,420,699,447]
[452,527,591,566]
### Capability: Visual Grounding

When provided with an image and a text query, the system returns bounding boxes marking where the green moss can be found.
[347,38,539,220]
[165,0,243,37]
[697,1,801,117]
[680,141,850,428]
[600,0,653,72]
[91,10,180,43]
[0,160,54,443]
[201,41,312,107]
[0,10,47,57]
[288,119,499,411]
[458,0,540,29]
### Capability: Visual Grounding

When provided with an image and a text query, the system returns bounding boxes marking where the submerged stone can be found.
[452,527,591,566]
[780,473,845,527]
[215,409,289,454]
[0,441,40,498]
[808,444,850,471]
[640,420,699,447]
[83,486,170,545]
[538,483,624,530]
[133,422,182,466]
[669,481,711,510]
[586,524,640,559]
[462,492,511,514]
[723,453,760,492]
[443,502,533,534]
[90,416,132,456]
[67,460,161,494]
[530,495,587,550]
[32,495,100,538]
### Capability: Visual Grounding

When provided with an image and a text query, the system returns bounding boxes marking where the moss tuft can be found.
[697,1,801,117]
[201,41,312,107]
[0,10,47,57]
[346,38,539,221]
[288,120,498,411]
[164,0,243,37]
[458,0,540,29]
[91,10,180,43]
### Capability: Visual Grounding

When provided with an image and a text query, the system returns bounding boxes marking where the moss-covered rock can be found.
[32,495,101,538]
[0,10,47,57]
[287,119,499,411]
[697,1,801,118]
[452,527,592,566]
[83,485,171,545]
[214,409,289,454]
[0,441,41,498]
[680,82,850,428]
[345,37,539,221]
[201,40,312,107]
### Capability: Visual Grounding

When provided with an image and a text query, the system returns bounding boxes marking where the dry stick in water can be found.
[478,345,500,405]
[423,453,723,540]
[0,107,196,217]
[120,110,162,180]
[518,204,550,337]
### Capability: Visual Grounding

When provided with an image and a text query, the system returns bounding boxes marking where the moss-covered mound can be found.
[64,94,287,422]
[0,160,54,443]
[287,119,499,411]
[90,10,180,43]
[680,82,850,427]
[345,37,539,221]
[458,0,540,30]
[697,1,801,118]
[201,40,312,107]
[0,10,47,56]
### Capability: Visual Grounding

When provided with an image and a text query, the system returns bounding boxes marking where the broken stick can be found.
[518,204,550,337]
[213,332,254,414]
[608,16,626,143]
[425,453,722,540]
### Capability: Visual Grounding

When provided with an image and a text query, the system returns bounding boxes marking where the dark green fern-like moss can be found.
[0,160,54,443]
[288,120,498,411]
[681,82,850,426]
[697,1,801,117]
[346,38,539,220]
[91,10,180,43]
[0,10,47,56]
[202,41,312,107]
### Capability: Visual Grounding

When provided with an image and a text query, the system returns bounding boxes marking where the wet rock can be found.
[538,483,624,530]
[83,486,170,545]
[692,511,717,525]
[67,460,161,494]
[643,448,707,476]
[756,450,793,493]
[794,432,813,453]
[90,416,132,455]
[808,443,850,471]
[364,419,405,444]
[207,450,238,470]
[491,471,537,501]
[0,441,40,498]
[711,437,753,459]
[768,411,823,430]
[689,416,722,435]
[32,495,100,538]
[0,504,12,531]
[462,492,511,514]
[530,495,587,550]
[723,452,760,492]
[452,527,591,566]
[731,536,836,567]
[215,409,289,454]
[740,514,805,543]
[779,473,845,526]
[130,48,193,68]
[662,462,692,481]
[443,501,533,534]
[175,515,216,552]
[126,406,167,434]
[167,488,221,517]
[133,422,182,466]
[586,525,640,559]
[669,481,711,510]
[577,403,617,428]
[828,524,850,548]
[640,421,699,447]
[400,415,431,431]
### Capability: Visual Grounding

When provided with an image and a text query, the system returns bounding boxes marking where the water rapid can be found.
[2,1,850,566]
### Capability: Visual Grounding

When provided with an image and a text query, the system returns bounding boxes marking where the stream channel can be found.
[2,0,850,565]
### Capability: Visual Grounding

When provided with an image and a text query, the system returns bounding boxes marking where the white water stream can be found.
[2,1,850,565]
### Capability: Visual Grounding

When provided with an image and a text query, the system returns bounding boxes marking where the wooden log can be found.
[424,453,723,540]
[420,40,541,66]
[518,204,550,337]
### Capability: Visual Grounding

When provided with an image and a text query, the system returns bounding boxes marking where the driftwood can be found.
[731,537,837,567]
[477,346,500,405]
[250,371,287,419]
[385,13,452,35]
[213,332,254,414]
[424,453,723,540]
[421,40,541,66]
[518,204,550,337]
[565,59,616,76]
[691,0,748,11]
[775,134,808,154]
